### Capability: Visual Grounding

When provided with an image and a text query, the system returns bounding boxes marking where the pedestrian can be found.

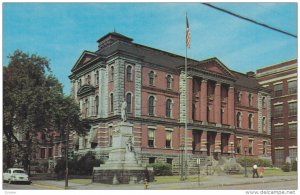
[258,164,265,178]
[252,164,259,178]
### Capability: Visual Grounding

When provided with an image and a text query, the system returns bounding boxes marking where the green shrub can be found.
[281,163,291,172]
[292,161,297,171]
[148,162,172,176]
[237,158,272,167]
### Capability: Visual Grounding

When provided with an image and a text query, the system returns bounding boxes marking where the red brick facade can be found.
[256,59,297,166]
[68,32,272,173]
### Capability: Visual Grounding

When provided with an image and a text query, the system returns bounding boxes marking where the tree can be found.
[3,50,88,173]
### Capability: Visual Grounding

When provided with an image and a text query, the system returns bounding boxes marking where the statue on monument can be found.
[121,98,127,122]
[126,137,134,153]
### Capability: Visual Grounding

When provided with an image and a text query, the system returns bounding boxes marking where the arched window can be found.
[111,66,114,81]
[87,75,91,85]
[148,96,155,116]
[262,116,266,131]
[248,114,254,129]
[110,93,114,113]
[149,71,155,86]
[84,98,89,117]
[166,99,172,118]
[95,71,99,85]
[237,112,242,128]
[166,75,172,89]
[262,96,266,107]
[79,79,82,87]
[95,96,99,115]
[248,93,253,106]
[126,93,132,113]
[127,66,132,81]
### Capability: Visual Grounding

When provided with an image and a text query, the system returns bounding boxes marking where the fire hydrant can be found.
[144,179,149,189]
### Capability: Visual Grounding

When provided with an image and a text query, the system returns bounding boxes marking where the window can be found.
[262,117,266,131]
[274,149,284,166]
[40,148,45,159]
[109,126,113,147]
[95,96,99,115]
[192,103,196,120]
[149,157,156,164]
[248,114,254,129]
[110,93,114,113]
[111,66,114,81]
[95,71,99,85]
[126,93,132,113]
[236,138,242,154]
[91,142,98,149]
[166,75,172,89]
[86,75,91,85]
[126,66,132,81]
[288,102,297,116]
[84,98,89,117]
[237,92,242,103]
[48,148,52,157]
[149,71,155,86]
[148,129,155,148]
[274,84,283,97]
[166,158,173,165]
[148,96,155,116]
[78,79,82,88]
[166,99,172,118]
[248,140,253,155]
[263,141,267,155]
[262,96,266,108]
[288,81,297,94]
[289,148,297,162]
[236,112,242,128]
[248,94,253,106]
[166,130,172,148]
[273,105,283,118]
[274,125,284,138]
[289,123,297,137]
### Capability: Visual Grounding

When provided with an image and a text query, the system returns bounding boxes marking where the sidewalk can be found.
[32,174,297,190]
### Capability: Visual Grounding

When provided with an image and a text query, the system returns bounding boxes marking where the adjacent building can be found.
[68,32,272,173]
[256,59,297,166]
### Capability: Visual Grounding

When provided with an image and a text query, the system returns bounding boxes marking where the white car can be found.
[3,168,31,184]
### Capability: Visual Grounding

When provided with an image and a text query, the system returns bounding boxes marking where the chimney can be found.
[246,71,255,78]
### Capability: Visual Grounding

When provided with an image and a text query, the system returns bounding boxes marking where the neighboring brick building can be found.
[256,59,297,166]
[68,32,272,173]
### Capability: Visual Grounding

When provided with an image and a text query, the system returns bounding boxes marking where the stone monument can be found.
[93,100,154,184]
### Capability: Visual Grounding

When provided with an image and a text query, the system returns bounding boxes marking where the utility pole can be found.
[65,117,70,188]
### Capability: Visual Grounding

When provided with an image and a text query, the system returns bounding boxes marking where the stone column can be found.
[187,76,193,122]
[200,79,208,125]
[228,134,235,154]
[228,86,235,128]
[214,82,221,127]
[214,132,222,153]
[200,130,207,152]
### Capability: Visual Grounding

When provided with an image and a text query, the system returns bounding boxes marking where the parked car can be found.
[3,168,31,184]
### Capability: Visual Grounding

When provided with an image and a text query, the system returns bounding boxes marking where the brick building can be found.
[68,32,272,173]
[256,59,297,166]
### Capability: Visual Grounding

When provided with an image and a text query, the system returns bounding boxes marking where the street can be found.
[2,179,298,190]
[204,180,298,190]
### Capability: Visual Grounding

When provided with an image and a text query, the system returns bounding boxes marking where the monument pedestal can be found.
[93,122,154,184]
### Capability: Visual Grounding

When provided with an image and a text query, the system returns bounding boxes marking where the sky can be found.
[3,2,298,95]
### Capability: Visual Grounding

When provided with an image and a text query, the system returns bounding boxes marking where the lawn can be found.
[69,179,93,185]
[229,167,297,178]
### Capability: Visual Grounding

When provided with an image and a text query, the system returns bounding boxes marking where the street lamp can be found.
[244,147,248,177]
[180,145,184,181]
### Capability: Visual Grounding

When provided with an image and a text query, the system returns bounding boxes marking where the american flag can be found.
[186,15,190,48]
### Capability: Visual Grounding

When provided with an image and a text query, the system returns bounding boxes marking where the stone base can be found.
[93,168,154,184]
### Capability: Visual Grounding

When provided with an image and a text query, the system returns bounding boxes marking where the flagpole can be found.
[184,12,188,180]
